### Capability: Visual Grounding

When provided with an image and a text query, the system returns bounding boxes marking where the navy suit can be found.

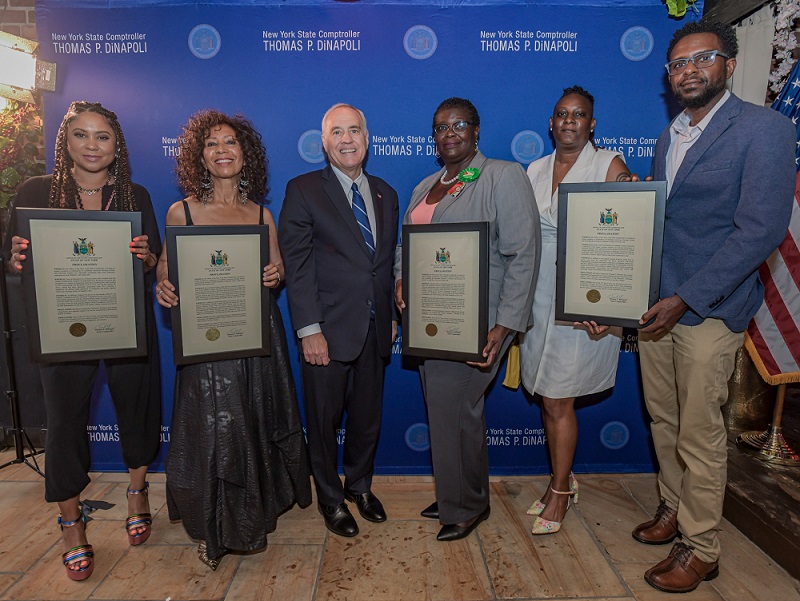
[279,166,399,505]
[640,93,795,562]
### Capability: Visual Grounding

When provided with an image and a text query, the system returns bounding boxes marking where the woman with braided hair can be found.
[3,101,161,581]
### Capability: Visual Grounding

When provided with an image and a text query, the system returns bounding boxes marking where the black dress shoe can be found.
[318,503,359,537]
[420,501,439,519]
[344,491,387,523]
[436,505,490,542]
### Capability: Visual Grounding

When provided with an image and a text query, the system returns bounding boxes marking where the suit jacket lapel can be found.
[669,95,740,200]
[322,165,377,256]
[321,166,373,259]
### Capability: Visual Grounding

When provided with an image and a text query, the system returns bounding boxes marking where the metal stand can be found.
[737,383,800,466]
[0,257,44,475]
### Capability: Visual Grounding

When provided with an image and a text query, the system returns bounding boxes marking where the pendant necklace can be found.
[76,174,112,196]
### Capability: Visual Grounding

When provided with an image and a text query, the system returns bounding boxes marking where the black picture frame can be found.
[166,224,270,365]
[402,221,489,362]
[16,208,146,362]
[555,181,666,329]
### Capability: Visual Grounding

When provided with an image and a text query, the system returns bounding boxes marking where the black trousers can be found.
[301,320,386,506]
[40,336,161,502]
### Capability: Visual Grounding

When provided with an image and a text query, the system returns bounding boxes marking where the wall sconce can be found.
[0,31,56,104]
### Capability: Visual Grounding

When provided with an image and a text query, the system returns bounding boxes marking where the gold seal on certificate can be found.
[425,323,438,337]
[586,289,601,303]
[69,323,87,337]
[206,328,220,341]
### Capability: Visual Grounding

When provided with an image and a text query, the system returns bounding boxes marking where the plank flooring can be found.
[0,451,797,601]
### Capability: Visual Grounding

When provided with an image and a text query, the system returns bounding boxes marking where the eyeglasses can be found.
[433,121,473,136]
[665,50,729,75]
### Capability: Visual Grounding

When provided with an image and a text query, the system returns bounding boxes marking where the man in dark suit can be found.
[279,104,399,537]
[633,19,795,593]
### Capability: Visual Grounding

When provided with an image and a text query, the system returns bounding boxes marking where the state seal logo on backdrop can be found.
[404,25,438,60]
[405,423,431,452]
[188,24,222,59]
[511,130,544,165]
[600,420,630,450]
[297,130,325,164]
[620,26,653,62]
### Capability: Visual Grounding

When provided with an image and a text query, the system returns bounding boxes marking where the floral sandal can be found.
[58,510,94,581]
[126,482,153,546]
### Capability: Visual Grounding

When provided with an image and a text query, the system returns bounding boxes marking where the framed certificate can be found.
[402,222,489,362]
[166,225,270,365]
[555,181,666,329]
[16,208,146,362]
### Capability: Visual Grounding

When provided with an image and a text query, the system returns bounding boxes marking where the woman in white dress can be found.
[520,86,631,535]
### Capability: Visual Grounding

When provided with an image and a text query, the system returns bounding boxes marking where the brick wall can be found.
[1,0,37,41]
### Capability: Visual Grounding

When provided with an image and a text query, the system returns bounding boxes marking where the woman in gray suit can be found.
[395,98,540,541]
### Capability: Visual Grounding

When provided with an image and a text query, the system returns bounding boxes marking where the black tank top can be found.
[181,200,264,225]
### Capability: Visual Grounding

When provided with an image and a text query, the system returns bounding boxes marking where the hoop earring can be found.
[201,168,213,205]
[238,169,249,205]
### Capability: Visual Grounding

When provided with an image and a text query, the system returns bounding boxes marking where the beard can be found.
[674,76,726,109]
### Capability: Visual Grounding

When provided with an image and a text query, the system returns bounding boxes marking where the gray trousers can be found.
[418,334,512,524]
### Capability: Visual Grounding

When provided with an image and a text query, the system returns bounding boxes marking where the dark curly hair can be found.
[667,18,738,61]
[432,97,481,132]
[175,110,268,202]
[559,85,594,111]
[49,101,138,211]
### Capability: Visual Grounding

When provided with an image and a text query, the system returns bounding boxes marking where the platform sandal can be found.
[526,473,579,516]
[531,486,575,535]
[126,482,153,546]
[58,511,94,581]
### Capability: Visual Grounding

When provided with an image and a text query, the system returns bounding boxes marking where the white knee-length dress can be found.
[520,142,624,398]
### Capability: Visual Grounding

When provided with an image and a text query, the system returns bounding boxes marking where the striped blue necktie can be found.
[351,182,375,257]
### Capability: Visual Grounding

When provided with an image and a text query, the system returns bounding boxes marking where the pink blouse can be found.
[410,194,436,225]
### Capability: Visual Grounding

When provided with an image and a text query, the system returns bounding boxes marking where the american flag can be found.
[743,63,800,385]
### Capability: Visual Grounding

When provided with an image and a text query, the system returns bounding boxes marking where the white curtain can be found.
[730,5,774,107]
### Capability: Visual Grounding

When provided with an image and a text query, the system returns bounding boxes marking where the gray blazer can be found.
[396,151,541,333]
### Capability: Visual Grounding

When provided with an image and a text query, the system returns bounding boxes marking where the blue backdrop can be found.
[34,0,700,473]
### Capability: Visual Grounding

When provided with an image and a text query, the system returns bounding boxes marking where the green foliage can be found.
[665,0,699,18]
[0,100,45,209]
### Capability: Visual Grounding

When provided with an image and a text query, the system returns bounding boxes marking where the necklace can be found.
[76,174,112,196]
[440,171,460,186]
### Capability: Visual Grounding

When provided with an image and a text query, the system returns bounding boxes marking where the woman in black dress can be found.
[156,110,311,570]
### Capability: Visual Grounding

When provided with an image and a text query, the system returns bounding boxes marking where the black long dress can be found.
[165,202,312,561]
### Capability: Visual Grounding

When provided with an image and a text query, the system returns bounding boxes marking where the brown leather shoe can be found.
[645,543,719,593]
[632,500,678,545]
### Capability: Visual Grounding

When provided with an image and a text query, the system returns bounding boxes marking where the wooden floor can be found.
[0,450,797,601]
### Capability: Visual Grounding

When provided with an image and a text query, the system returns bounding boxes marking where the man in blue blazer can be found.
[279,104,399,537]
[632,19,795,594]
